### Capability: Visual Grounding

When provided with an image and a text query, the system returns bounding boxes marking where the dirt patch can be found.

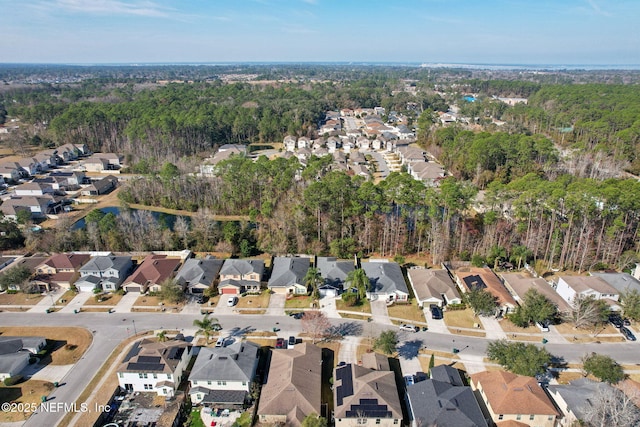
[238,309,266,315]
[236,292,270,309]
[0,380,55,423]
[0,327,92,365]
[0,293,44,305]
[134,295,164,307]
[83,293,124,306]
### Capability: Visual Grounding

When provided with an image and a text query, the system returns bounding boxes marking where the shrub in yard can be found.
[341,292,358,307]
[3,375,23,386]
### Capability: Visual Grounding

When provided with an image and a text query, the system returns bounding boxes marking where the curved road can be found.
[0,312,637,426]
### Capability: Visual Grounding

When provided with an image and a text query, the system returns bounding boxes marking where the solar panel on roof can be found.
[168,347,185,360]
[335,364,354,407]
[463,275,486,290]
[127,362,165,371]
[137,356,161,364]
[122,342,141,362]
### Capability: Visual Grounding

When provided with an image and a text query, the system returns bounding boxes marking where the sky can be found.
[1,0,639,65]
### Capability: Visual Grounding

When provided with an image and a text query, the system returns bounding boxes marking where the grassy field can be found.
[499,319,539,333]
[55,290,77,306]
[339,313,371,321]
[336,299,371,313]
[83,293,123,306]
[0,292,44,305]
[444,309,483,330]
[236,292,270,309]
[0,326,92,365]
[238,309,266,315]
[0,380,55,423]
[387,301,426,323]
[284,295,315,309]
[134,295,164,306]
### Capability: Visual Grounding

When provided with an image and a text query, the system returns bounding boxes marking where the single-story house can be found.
[316,256,355,297]
[175,257,223,294]
[267,257,310,295]
[455,267,518,315]
[122,255,181,293]
[407,268,461,308]
[361,260,409,302]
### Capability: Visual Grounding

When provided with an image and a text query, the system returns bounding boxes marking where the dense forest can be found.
[2,64,640,274]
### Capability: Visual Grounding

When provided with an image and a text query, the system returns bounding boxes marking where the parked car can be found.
[227,296,238,307]
[404,375,415,386]
[399,324,418,333]
[536,321,550,332]
[289,312,304,319]
[609,314,624,328]
[624,318,632,326]
[215,337,225,347]
[621,327,636,341]
[212,323,222,331]
[288,336,296,348]
[430,305,443,320]
[275,338,286,349]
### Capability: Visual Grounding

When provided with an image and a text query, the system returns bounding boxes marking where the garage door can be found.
[221,288,237,294]
[125,285,141,293]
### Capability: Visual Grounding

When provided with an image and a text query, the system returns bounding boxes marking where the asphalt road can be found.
[0,312,638,426]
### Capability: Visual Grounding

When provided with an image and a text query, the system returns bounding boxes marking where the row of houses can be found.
[117,339,402,427]
[11,253,410,302]
[116,335,638,427]
[407,264,640,318]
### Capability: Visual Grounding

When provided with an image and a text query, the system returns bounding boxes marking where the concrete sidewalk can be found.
[478,316,507,340]
[57,292,93,313]
[27,289,66,313]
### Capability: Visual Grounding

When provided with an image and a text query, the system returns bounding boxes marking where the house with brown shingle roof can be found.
[122,255,182,293]
[257,343,322,427]
[407,268,461,308]
[455,267,518,315]
[501,272,571,314]
[470,371,560,427]
[33,253,91,291]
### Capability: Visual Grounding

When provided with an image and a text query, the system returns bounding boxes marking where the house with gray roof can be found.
[315,257,354,297]
[218,259,264,295]
[188,341,259,407]
[117,338,191,397]
[591,272,640,295]
[175,257,223,294]
[546,378,638,427]
[267,257,310,295]
[77,255,133,292]
[361,260,409,302]
[406,365,488,427]
[0,336,46,381]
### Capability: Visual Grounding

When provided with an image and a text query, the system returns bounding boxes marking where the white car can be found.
[399,324,418,333]
[227,296,238,307]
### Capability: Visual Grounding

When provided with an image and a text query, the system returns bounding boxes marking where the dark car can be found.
[609,314,624,328]
[275,338,286,349]
[624,318,632,326]
[430,305,443,320]
[289,312,304,319]
[288,336,296,348]
[621,327,637,341]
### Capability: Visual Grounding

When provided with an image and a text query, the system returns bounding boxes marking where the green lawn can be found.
[336,298,371,313]
[285,295,316,308]
[189,410,205,427]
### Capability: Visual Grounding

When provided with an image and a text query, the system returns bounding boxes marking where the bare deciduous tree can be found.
[580,385,640,427]
[301,310,331,344]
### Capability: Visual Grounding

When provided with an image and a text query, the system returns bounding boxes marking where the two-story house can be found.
[76,255,133,292]
[555,275,620,309]
[217,259,264,295]
[189,341,259,408]
[117,338,191,397]
[33,253,91,291]
[470,371,560,427]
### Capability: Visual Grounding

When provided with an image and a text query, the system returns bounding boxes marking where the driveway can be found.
[266,293,285,316]
[28,288,66,313]
[425,311,448,334]
[58,292,93,313]
[370,299,392,325]
[477,316,507,340]
[180,295,204,315]
[397,337,424,376]
[113,291,139,313]
[337,336,361,365]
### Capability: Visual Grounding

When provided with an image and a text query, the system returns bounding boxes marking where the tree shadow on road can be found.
[397,339,423,360]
